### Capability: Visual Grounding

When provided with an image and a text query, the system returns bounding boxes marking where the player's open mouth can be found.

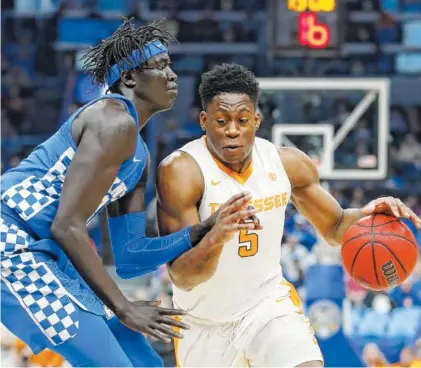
[223,145,243,152]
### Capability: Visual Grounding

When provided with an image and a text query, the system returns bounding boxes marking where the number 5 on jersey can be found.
[238,230,259,257]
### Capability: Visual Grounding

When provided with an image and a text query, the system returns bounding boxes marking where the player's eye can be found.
[239,118,248,124]
[158,62,171,70]
[216,119,225,125]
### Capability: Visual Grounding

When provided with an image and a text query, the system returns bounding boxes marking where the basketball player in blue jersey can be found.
[0,20,258,367]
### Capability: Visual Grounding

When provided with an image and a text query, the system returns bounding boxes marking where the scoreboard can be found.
[270,0,343,57]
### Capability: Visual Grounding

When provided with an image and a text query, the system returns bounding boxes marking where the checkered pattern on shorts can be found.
[0,218,31,255]
[1,220,79,346]
[1,148,75,221]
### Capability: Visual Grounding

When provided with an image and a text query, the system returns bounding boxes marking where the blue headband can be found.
[106,39,168,87]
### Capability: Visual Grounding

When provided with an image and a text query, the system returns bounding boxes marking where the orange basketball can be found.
[342,214,419,291]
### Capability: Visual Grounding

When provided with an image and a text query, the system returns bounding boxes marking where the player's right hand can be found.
[207,192,263,246]
[119,300,189,343]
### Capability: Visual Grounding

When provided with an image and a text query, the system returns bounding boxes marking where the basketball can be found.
[342,214,418,291]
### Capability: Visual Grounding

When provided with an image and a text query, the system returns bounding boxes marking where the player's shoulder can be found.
[79,98,136,132]
[157,150,204,204]
[158,137,206,176]
[254,136,276,149]
[157,150,202,181]
[278,147,319,188]
[179,137,207,154]
[278,146,311,163]
[254,137,280,158]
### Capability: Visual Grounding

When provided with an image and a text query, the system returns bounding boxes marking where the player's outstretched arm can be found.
[106,151,223,279]
[51,101,188,342]
[279,148,421,247]
[157,152,259,291]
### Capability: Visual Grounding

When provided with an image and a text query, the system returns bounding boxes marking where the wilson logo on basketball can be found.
[381,260,400,287]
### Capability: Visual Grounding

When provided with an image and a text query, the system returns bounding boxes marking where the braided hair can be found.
[81,18,175,91]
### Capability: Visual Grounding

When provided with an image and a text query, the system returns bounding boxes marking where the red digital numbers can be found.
[298,13,331,49]
[288,0,335,49]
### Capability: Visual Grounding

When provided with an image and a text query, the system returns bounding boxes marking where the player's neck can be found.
[227,156,252,174]
[131,99,154,131]
[120,90,155,131]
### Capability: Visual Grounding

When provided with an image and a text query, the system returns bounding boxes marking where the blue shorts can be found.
[0,217,163,367]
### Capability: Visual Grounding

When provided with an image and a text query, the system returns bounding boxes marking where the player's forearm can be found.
[168,234,225,291]
[108,212,212,279]
[51,220,130,316]
[330,208,365,246]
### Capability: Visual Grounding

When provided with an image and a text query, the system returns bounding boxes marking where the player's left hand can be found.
[204,192,262,230]
[361,196,421,228]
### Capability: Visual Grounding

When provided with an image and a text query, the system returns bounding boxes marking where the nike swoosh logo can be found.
[211,180,222,186]
[133,157,142,163]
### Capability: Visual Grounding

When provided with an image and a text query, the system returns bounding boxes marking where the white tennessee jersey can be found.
[172,136,292,323]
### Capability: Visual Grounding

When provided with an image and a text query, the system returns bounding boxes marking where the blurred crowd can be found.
[2,0,421,367]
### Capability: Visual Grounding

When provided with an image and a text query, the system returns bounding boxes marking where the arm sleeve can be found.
[108,211,192,279]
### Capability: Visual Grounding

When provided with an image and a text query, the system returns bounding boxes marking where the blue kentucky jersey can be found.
[1,94,146,240]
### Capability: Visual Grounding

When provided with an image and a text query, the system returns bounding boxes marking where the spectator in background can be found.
[1,324,19,367]
[331,189,349,208]
[333,100,351,131]
[386,167,406,189]
[164,15,180,39]
[67,101,84,116]
[290,213,318,249]
[396,133,421,164]
[310,236,341,265]
[414,337,421,359]
[375,12,398,73]
[355,122,371,146]
[363,291,394,313]
[349,187,366,208]
[345,273,367,307]
[193,10,221,42]
[362,343,389,367]
[390,107,408,138]
[12,33,36,76]
[281,234,312,289]
[406,107,420,135]
[8,152,25,169]
[394,346,421,368]
[389,278,421,307]
[183,106,203,137]
[156,118,182,165]
[1,108,17,137]
[405,196,421,216]
[403,0,421,12]
[376,11,398,44]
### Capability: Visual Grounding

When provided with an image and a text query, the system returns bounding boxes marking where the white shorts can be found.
[174,293,324,367]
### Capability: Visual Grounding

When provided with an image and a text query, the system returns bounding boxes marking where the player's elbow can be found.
[51,216,82,245]
[317,226,341,248]
[170,273,195,291]
[50,218,66,239]
[168,268,196,291]
[168,266,214,291]
[323,234,341,248]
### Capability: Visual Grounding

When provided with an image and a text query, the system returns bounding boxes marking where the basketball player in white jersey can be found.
[156,64,420,367]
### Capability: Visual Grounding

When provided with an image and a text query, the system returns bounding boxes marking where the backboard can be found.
[258,78,390,180]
